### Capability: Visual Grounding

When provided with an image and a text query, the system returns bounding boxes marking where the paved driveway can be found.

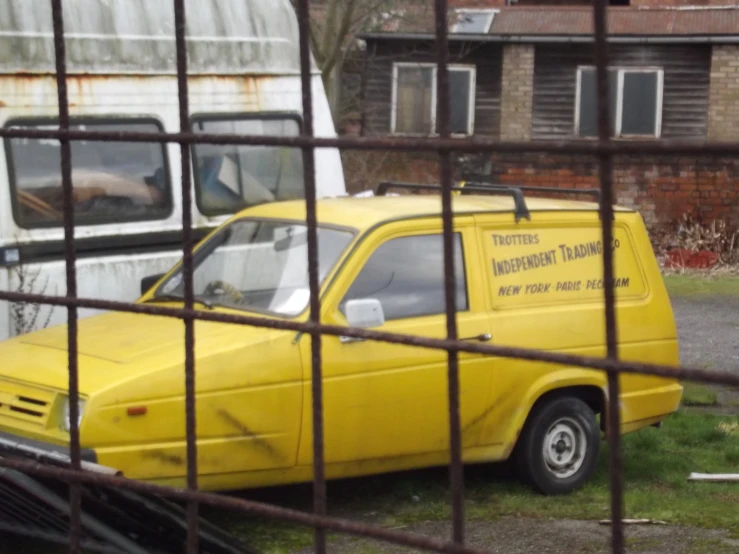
[671,295,739,374]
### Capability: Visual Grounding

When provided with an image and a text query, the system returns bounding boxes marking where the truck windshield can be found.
[192,116,304,216]
[154,220,355,317]
[6,119,170,228]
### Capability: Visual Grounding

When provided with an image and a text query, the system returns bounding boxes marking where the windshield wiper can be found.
[143,294,214,310]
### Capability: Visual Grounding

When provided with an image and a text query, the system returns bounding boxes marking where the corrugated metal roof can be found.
[367,6,739,37]
[0,0,314,75]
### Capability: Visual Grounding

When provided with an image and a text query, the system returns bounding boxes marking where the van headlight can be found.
[62,397,86,432]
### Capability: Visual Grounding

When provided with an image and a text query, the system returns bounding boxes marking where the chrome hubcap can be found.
[542,417,587,479]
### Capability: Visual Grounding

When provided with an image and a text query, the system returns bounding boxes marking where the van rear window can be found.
[191,115,304,216]
[4,119,171,229]
[484,224,647,309]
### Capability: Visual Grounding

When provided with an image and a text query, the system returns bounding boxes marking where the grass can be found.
[663,273,739,297]
[203,410,739,553]
[682,382,720,406]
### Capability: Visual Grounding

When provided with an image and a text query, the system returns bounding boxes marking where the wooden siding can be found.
[532,44,712,140]
[362,40,502,137]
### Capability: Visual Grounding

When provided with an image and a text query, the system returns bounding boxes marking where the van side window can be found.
[191,115,304,216]
[5,119,171,228]
[340,233,468,322]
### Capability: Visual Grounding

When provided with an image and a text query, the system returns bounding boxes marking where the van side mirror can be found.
[141,273,165,295]
[341,299,385,343]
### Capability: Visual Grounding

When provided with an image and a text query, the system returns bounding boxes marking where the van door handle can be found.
[461,333,492,342]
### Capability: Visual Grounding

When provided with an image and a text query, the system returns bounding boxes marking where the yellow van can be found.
[0,184,682,495]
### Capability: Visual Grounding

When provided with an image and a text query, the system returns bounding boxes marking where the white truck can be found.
[0,0,346,341]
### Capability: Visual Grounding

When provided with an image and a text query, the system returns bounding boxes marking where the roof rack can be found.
[463,181,602,204]
[376,181,531,222]
[375,180,611,222]
[463,181,611,220]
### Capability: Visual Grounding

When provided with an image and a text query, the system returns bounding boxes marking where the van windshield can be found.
[153,220,355,317]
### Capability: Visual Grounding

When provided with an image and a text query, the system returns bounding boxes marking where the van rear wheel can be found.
[516,396,600,495]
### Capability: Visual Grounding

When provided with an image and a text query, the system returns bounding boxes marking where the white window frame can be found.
[451,9,499,34]
[390,62,477,137]
[574,65,664,139]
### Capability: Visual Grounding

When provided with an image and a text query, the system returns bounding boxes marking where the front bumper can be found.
[0,430,104,470]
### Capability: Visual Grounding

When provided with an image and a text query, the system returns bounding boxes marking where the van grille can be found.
[0,379,55,427]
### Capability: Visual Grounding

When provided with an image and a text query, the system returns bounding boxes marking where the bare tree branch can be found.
[319,0,342,68]
[321,0,359,79]
[292,0,434,121]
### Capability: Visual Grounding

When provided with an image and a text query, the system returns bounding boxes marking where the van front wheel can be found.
[516,396,600,495]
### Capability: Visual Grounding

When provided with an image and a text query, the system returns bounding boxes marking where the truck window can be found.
[340,233,468,322]
[5,118,171,228]
[484,223,647,309]
[191,115,304,216]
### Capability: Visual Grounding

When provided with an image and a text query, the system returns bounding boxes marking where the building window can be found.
[391,63,477,136]
[451,9,497,34]
[191,114,304,216]
[576,66,664,138]
[4,118,171,229]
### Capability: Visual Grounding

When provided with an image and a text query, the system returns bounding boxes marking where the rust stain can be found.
[67,76,98,103]
[0,100,6,108]
[143,450,184,466]
[217,408,280,461]
[6,73,266,111]
[191,74,263,103]
[242,76,258,95]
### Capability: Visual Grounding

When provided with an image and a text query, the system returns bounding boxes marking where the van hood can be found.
[0,309,296,393]
[20,309,292,365]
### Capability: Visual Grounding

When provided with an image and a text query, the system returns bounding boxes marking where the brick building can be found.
[347,2,739,227]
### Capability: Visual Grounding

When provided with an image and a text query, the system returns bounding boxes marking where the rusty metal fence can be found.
[0,0,738,553]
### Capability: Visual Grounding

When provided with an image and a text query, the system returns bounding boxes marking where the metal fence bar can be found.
[2,290,739,389]
[590,2,626,553]
[296,1,328,553]
[3,125,739,156]
[171,1,200,552]
[434,0,466,546]
[48,1,81,552]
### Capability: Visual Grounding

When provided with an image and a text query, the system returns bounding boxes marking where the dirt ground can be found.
[311,518,739,554]
[672,295,739,375]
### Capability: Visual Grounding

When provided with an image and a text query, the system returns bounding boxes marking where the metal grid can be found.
[0,0,738,553]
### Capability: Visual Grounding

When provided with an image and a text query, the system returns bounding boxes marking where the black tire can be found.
[515,396,600,495]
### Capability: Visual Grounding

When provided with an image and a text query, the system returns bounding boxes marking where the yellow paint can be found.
[0,195,682,491]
